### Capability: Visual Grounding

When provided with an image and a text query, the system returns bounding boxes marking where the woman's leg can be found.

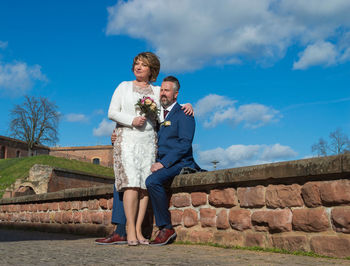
[123,188,139,242]
[136,189,149,241]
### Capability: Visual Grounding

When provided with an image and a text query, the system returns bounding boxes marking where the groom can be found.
[96,76,199,246]
[147,76,199,245]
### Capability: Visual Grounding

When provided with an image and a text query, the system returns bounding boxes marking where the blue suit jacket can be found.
[157,103,198,169]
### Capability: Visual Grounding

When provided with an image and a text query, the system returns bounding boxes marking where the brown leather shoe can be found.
[150,228,176,246]
[95,232,127,245]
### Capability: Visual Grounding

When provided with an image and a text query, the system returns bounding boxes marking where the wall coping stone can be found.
[1,154,349,205]
[51,166,114,181]
[172,154,350,190]
[0,185,113,205]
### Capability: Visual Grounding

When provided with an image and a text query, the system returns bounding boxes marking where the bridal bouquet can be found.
[135,96,160,119]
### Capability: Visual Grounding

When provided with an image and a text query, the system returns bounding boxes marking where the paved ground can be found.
[0,229,349,265]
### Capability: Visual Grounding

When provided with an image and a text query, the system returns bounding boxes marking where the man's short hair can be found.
[163,76,180,92]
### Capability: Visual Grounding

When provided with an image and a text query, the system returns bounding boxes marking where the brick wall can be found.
[1,154,350,258]
[0,135,49,159]
[0,186,115,236]
[49,146,113,168]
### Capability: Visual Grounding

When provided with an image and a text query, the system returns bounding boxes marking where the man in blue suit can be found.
[147,76,199,245]
[96,76,198,246]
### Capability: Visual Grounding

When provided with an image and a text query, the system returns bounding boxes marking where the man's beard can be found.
[161,96,172,108]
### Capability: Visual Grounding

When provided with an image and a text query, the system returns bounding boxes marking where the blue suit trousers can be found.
[111,185,126,225]
[145,162,184,227]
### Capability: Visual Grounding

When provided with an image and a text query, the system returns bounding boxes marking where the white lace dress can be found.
[108,81,160,191]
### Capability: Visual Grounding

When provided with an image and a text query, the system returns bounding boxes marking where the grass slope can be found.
[0,155,114,197]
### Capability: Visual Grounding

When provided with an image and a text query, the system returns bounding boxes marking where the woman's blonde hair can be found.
[132,52,160,82]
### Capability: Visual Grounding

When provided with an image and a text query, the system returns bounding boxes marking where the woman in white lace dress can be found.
[108,52,161,245]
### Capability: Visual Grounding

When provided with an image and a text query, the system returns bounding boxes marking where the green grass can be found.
[175,241,350,260]
[0,155,114,197]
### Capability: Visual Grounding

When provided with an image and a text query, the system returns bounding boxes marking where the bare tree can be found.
[9,96,60,156]
[311,137,328,156]
[329,128,350,155]
[311,128,350,157]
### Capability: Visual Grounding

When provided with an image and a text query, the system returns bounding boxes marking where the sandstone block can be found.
[103,211,112,226]
[301,182,322,207]
[209,188,237,208]
[266,184,303,208]
[73,212,83,224]
[213,231,244,247]
[54,212,62,223]
[107,198,113,210]
[59,201,71,211]
[38,203,49,212]
[82,211,92,224]
[292,208,330,232]
[32,213,40,223]
[80,201,89,210]
[87,200,100,210]
[216,210,229,230]
[238,186,265,208]
[320,180,350,205]
[170,210,183,226]
[252,209,292,233]
[310,236,350,258]
[20,204,29,212]
[48,202,59,211]
[8,204,16,213]
[99,198,108,210]
[71,201,81,211]
[189,230,214,243]
[200,208,216,227]
[272,235,308,252]
[191,192,207,207]
[30,204,38,212]
[183,209,198,228]
[23,213,31,222]
[229,209,252,231]
[245,233,265,248]
[41,213,51,223]
[62,211,73,224]
[91,211,104,224]
[171,193,191,208]
[174,228,188,241]
[331,208,350,233]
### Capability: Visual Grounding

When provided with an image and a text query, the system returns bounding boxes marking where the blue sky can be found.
[0,0,349,170]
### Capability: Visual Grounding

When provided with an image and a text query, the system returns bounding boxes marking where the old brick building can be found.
[0,135,113,168]
[49,145,113,168]
[0,135,50,159]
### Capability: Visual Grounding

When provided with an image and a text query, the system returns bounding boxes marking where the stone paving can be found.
[0,229,349,265]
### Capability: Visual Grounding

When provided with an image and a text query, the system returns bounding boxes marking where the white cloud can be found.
[0,41,8,49]
[0,61,47,96]
[106,0,350,71]
[93,119,115,137]
[195,94,236,117]
[195,94,280,128]
[65,113,89,123]
[93,109,104,115]
[293,41,338,69]
[260,143,298,160]
[197,143,297,170]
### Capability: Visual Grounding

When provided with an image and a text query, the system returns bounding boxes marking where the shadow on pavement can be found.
[0,228,93,242]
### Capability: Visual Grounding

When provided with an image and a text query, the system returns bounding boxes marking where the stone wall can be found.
[1,154,350,258]
[3,164,114,198]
